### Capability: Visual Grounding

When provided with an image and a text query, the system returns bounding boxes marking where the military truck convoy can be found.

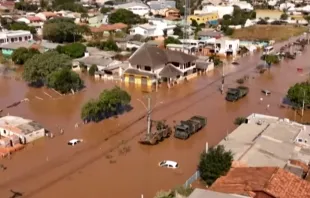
[174,116,207,140]
[139,116,207,145]
[225,86,249,102]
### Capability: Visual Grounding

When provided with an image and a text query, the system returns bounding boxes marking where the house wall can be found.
[24,128,45,143]
[187,13,219,24]
[198,5,234,18]
[123,74,153,86]
[16,18,30,24]
[127,6,150,16]
[130,27,156,36]
[0,32,33,45]
[35,13,47,21]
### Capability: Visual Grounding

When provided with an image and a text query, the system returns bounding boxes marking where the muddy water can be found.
[0,36,310,198]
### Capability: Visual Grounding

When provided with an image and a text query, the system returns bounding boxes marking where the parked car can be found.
[158,160,179,169]
[68,139,83,146]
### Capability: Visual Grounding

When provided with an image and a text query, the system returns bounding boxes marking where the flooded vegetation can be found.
[0,36,310,198]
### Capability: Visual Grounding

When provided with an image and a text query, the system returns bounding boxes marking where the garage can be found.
[129,75,135,83]
[141,77,148,85]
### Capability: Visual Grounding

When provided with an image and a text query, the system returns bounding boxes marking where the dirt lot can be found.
[231,25,307,41]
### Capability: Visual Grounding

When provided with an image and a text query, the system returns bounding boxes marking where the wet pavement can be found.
[0,35,310,198]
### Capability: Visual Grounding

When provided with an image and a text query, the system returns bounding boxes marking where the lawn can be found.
[231,25,307,41]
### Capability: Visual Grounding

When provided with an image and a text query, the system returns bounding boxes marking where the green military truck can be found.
[225,86,249,102]
[174,116,207,140]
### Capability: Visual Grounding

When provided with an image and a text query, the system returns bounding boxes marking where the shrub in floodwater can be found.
[234,117,247,125]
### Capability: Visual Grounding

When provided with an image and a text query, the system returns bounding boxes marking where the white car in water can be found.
[68,139,83,146]
[158,160,179,169]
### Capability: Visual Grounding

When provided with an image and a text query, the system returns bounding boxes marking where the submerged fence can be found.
[183,170,200,188]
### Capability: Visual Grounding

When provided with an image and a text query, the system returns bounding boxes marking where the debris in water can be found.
[43,91,53,98]
[35,96,43,100]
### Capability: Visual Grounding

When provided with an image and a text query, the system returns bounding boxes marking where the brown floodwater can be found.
[0,36,310,198]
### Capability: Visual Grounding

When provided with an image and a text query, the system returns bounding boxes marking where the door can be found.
[129,75,135,83]
[141,77,148,85]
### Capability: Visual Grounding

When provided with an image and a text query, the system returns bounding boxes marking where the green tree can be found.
[23,51,72,86]
[280,13,289,20]
[191,19,199,27]
[100,6,112,14]
[261,54,279,67]
[164,36,181,46]
[9,22,36,34]
[287,82,310,108]
[234,117,247,125]
[108,9,146,25]
[198,145,233,186]
[173,25,183,37]
[11,47,40,65]
[209,54,223,66]
[88,64,98,76]
[43,18,82,43]
[56,43,86,58]
[81,86,131,122]
[46,67,84,94]
[15,2,38,11]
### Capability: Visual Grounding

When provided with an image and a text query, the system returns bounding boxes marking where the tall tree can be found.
[287,82,310,108]
[108,9,146,25]
[198,145,233,186]
[23,51,72,86]
[12,48,40,65]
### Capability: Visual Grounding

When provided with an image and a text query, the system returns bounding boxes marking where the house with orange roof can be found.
[0,115,45,147]
[210,167,310,198]
[90,23,128,38]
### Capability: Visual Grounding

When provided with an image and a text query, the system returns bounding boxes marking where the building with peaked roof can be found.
[210,167,310,198]
[188,188,249,198]
[115,2,150,16]
[123,43,199,87]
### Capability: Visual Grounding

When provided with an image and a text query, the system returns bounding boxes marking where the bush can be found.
[236,78,245,84]
[234,116,247,125]
[12,47,40,65]
[198,145,233,186]
[88,64,98,76]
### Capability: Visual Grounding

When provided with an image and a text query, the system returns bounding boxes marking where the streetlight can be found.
[137,96,163,135]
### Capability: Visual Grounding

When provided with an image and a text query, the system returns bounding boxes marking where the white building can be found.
[130,19,175,37]
[115,2,150,16]
[0,30,33,45]
[196,5,234,18]
[231,1,253,10]
[0,116,45,147]
[213,38,239,56]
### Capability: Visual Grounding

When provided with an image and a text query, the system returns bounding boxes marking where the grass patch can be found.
[231,25,307,41]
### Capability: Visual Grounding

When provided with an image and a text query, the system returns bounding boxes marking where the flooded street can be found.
[0,36,310,198]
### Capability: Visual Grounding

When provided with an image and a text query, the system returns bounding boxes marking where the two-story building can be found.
[209,38,240,56]
[0,30,33,45]
[123,43,198,87]
[115,2,150,16]
[148,0,176,11]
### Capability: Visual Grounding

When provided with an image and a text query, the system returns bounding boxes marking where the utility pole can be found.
[221,63,224,94]
[146,96,151,135]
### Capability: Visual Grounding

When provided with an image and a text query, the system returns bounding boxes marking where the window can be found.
[137,65,141,69]
[3,130,6,135]
[25,36,28,40]
[19,37,22,41]
[229,44,232,49]
[144,66,151,71]
[11,38,14,42]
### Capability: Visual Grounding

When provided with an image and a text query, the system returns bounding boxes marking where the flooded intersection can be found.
[0,38,310,198]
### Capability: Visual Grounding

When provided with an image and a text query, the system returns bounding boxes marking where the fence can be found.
[183,170,200,188]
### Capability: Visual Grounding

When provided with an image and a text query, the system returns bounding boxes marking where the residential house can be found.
[17,16,44,35]
[188,188,249,198]
[152,8,180,19]
[123,43,198,87]
[115,2,150,16]
[130,19,175,37]
[209,167,310,198]
[209,38,239,56]
[166,44,197,55]
[0,30,33,45]
[88,14,108,27]
[0,41,35,56]
[90,23,127,38]
[35,12,59,21]
[0,1,14,12]
[147,0,176,11]
[0,115,45,146]
[197,30,222,40]
[195,5,234,18]
[187,12,219,25]
[219,113,310,170]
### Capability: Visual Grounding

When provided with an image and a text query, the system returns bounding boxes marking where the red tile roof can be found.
[210,167,310,198]
[90,23,127,33]
[27,16,42,22]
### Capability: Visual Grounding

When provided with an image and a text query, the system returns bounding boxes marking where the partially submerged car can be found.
[158,160,179,169]
[262,89,271,95]
[68,139,83,146]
